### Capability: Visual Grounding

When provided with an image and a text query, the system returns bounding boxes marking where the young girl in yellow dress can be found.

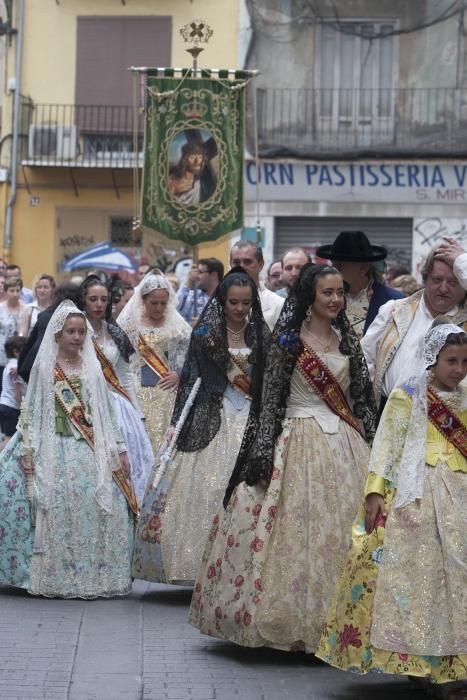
[316,322,467,695]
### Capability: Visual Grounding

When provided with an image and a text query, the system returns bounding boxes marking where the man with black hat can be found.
[316,231,404,339]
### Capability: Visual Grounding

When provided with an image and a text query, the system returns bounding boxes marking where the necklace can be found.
[303,326,334,353]
[226,323,247,344]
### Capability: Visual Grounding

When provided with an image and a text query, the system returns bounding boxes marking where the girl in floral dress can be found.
[316,322,467,696]
[190,264,376,652]
[0,301,136,599]
[132,269,270,585]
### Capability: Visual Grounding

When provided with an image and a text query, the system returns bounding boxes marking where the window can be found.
[110,216,140,247]
[316,22,397,127]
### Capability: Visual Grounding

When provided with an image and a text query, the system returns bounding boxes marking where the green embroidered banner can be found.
[141,72,246,245]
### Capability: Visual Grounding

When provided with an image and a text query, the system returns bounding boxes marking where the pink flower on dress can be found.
[265,522,272,532]
[213,515,219,525]
[234,610,241,624]
[234,575,244,587]
[254,578,262,591]
[338,624,362,653]
[271,468,280,480]
[398,653,408,662]
[195,582,201,593]
[215,606,222,619]
[207,565,217,579]
[252,595,260,605]
[267,505,277,519]
[243,611,252,626]
[252,503,262,517]
[290,579,300,593]
[216,558,222,568]
[227,534,235,547]
[251,537,264,552]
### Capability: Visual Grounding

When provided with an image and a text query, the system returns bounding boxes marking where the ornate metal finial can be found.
[180,19,213,70]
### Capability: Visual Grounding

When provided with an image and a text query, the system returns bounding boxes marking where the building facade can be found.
[0,0,240,284]
[241,0,467,275]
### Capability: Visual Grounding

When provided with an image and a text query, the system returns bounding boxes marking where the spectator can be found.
[0,273,6,304]
[5,264,33,303]
[19,273,56,336]
[0,335,27,447]
[230,241,284,330]
[362,238,467,412]
[317,231,404,339]
[112,281,134,319]
[138,262,151,282]
[176,257,224,325]
[278,248,312,297]
[390,274,422,297]
[165,273,180,294]
[385,263,410,285]
[265,260,283,293]
[0,278,28,390]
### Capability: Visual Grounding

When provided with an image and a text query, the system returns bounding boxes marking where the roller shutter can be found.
[275,217,413,269]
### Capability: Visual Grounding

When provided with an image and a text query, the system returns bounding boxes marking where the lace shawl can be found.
[224,293,377,504]
[171,271,270,453]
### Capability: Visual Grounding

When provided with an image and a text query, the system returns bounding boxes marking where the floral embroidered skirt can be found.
[316,463,467,683]
[189,416,369,652]
[0,432,134,599]
[132,408,249,585]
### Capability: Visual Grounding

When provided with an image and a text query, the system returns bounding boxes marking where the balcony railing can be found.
[20,103,144,167]
[255,87,467,157]
[20,89,467,166]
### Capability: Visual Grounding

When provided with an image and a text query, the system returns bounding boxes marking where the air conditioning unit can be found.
[28,125,78,160]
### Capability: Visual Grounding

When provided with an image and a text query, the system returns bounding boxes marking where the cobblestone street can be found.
[0,580,429,700]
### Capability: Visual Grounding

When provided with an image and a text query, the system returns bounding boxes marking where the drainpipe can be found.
[4,0,25,258]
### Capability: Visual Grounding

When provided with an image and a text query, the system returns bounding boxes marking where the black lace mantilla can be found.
[224,292,377,505]
[172,269,270,453]
[107,321,134,363]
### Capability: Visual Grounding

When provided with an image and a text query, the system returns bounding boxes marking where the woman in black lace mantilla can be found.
[132,268,270,586]
[190,263,377,654]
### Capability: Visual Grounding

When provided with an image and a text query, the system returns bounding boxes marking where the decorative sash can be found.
[54,364,139,515]
[93,339,132,404]
[137,334,169,379]
[296,344,364,437]
[427,387,467,459]
[227,355,252,400]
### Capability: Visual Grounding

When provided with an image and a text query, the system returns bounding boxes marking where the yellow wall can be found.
[21,0,240,103]
[0,1,239,283]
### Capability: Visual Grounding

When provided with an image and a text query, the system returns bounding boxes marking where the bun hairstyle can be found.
[79,275,112,322]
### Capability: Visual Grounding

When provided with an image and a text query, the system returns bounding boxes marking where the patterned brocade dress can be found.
[132,327,189,458]
[189,352,370,652]
[132,348,253,585]
[0,372,134,599]
[316,387,467,684]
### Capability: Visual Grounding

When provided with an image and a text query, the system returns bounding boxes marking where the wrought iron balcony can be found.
[254,87,467,158]
[20,102,143,167]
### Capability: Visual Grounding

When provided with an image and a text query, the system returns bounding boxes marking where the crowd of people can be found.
[0,231,465,698]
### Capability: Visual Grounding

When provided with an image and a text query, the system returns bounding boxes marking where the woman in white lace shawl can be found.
[0,301,135,599]
[317,322,467,690]
[117,270,191,456]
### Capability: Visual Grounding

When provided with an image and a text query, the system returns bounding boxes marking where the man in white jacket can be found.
[362,237,467,412]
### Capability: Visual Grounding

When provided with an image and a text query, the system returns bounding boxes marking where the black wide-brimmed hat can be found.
[316,231,387,263]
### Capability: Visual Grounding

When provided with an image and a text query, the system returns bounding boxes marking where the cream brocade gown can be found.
[133,328,177,455]
[132,349,253,585]
[189,352,370,652]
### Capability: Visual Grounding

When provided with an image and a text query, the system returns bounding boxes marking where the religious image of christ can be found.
[167,129,218,205]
